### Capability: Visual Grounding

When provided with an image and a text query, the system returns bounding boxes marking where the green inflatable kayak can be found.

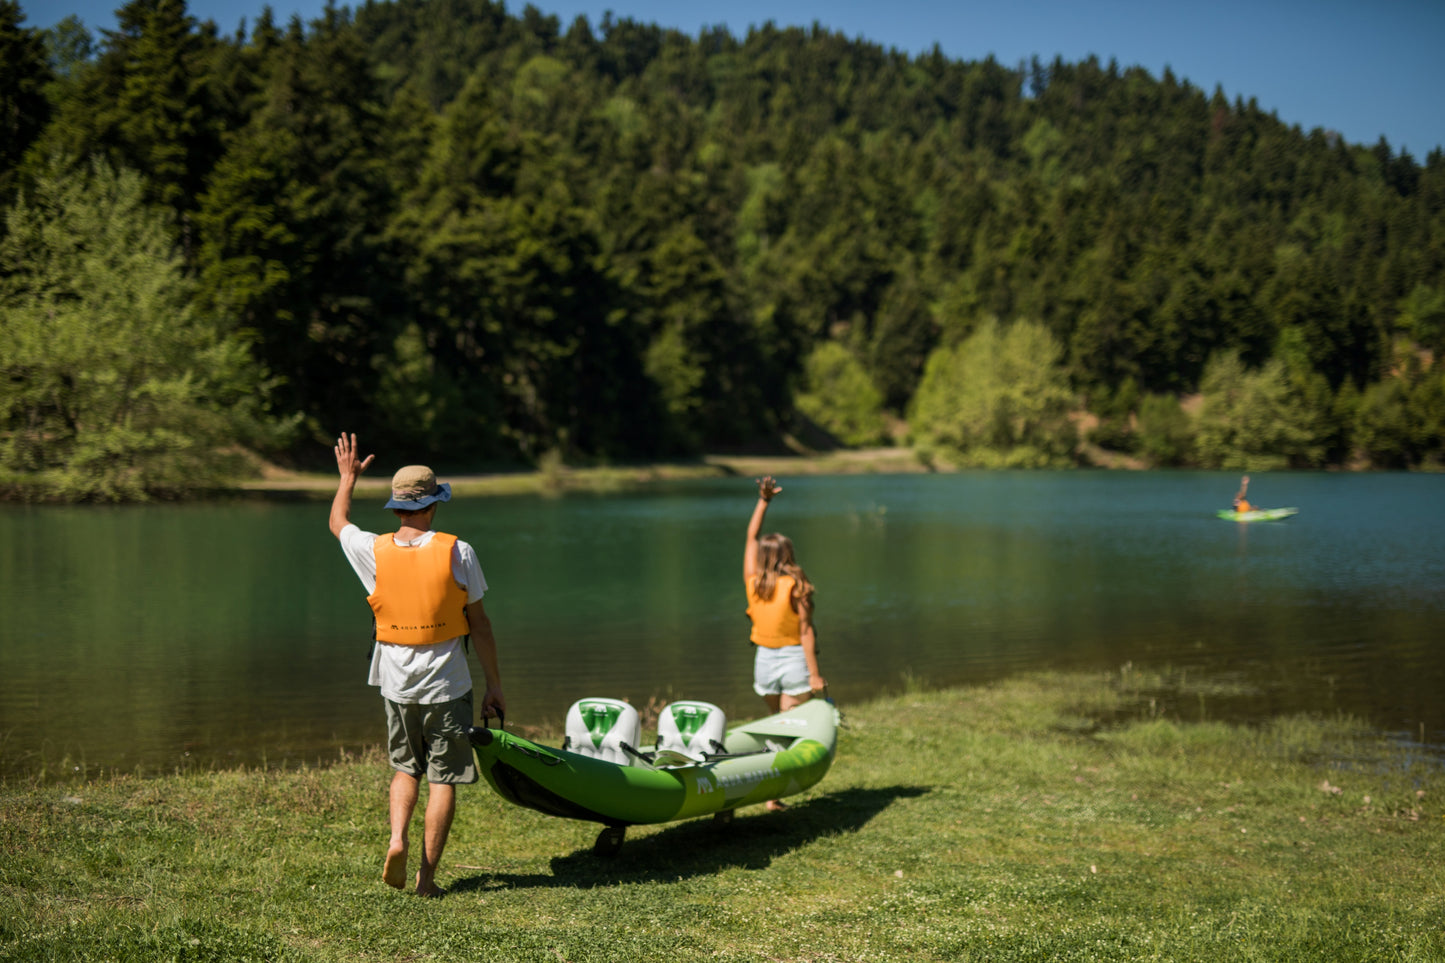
[470,697,839,854]
[1216,507,1299,522]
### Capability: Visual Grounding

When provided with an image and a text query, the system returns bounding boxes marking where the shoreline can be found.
[233,447,937,499]
[8,445,1426,504]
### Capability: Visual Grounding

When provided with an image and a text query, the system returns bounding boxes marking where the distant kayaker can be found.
[328,433,505,898]
[744,475,827,811]
[1233,475,1253,513]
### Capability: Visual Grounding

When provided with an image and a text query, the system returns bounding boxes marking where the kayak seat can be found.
[655,701,728,762]
[562,697,642,766]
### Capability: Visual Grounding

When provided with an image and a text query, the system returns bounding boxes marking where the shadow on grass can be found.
[451,784,929,892]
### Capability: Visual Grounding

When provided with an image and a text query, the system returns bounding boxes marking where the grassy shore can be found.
[2,669,1442,962]
[234,448,934,499]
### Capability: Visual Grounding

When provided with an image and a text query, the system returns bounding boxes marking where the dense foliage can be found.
[0,157,285,498]
[2,0,1443,495]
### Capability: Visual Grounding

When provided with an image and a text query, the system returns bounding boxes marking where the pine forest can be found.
[2,0,1444,499]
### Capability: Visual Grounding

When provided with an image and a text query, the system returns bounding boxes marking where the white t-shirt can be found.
[339,524,488,705]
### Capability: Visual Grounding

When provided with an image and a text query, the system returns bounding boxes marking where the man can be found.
[329,432,505,898]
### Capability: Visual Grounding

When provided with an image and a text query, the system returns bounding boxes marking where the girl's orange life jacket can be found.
[746,573,802,648]
[367,533,469,645]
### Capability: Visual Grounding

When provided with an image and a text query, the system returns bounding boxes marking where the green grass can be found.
[3,670,1442,962]
[231,448,931,501]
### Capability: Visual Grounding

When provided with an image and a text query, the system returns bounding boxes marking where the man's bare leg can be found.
[414,783,456,898]
[384,771,420,889]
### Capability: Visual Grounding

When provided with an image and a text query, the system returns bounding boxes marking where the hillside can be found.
[2,0,1443,498]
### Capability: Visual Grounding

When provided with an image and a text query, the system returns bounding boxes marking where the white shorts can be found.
[753,644,811,697]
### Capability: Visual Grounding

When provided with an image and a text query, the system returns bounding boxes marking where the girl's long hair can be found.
[753,532,815,615]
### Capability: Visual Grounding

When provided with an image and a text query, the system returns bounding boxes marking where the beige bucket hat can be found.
[384,465,452,510]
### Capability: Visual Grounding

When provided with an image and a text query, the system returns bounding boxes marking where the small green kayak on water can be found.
[469,698,840,854]
[1216,507,1299,522]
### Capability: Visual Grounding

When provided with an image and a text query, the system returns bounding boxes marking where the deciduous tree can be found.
[0,159,285,500]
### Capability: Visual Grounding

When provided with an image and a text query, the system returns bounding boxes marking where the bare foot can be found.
[415,869,443,898]
[765,799,789,812]
[382,843,407,889]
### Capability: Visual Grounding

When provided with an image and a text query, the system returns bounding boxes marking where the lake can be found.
[1,471,1441,780]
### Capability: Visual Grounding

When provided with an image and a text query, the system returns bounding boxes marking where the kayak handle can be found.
[469,710,505,748]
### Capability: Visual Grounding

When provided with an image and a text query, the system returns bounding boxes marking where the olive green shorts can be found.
[384,692,478,784]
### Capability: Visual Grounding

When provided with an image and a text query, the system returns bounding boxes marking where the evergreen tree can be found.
[387,64,656,460]
[0,0,52,200]
[107,0,209,214]
[31,0,226,234]
[195,9,396,442]
[42,14,95,80]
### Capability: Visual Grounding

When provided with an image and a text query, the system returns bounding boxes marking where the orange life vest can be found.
[746,574,802,648]
[367,532,469,645]
[1235,499,1253,513]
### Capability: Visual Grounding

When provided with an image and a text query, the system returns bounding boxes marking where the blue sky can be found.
[26,0,1445,158]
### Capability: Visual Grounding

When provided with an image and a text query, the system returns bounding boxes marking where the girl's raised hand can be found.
[756,475,782,502]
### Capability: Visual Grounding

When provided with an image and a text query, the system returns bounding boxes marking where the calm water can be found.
[1,471,1442,779]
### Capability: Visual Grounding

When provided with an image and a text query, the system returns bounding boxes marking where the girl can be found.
[743,476,826,809]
